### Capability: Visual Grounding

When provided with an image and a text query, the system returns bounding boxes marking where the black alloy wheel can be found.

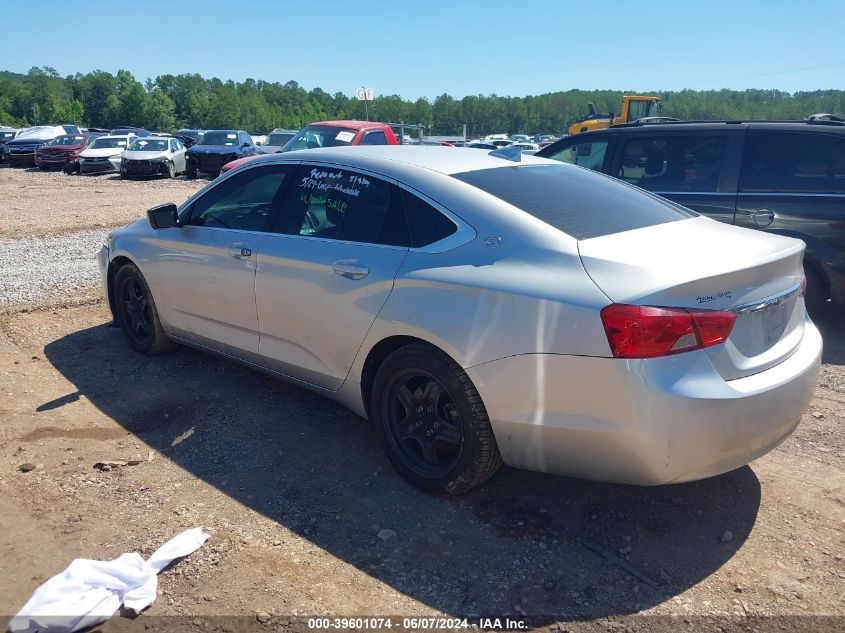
[371,343,502,494]
[113,264,176,355]
[384,371,464,478]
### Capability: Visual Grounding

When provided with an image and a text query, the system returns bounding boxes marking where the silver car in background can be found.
[120,136,187,178]
[99,147,821,493]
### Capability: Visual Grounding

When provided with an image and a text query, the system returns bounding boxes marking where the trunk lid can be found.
[578,217,806,380]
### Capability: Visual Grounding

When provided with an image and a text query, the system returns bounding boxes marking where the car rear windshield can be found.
[202,131,239,146]
[452,163,696,240]
[283,126,358,151]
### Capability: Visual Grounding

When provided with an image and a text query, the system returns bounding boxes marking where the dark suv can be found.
[537,119,845,315]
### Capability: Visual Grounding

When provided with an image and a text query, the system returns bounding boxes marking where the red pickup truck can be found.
[221,120,398,173]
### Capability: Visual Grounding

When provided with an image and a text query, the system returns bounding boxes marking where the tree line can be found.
[2,66,844,137]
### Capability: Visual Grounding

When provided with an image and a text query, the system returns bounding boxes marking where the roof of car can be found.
[309,120,389,130]
[256,145,558,176]
[605,118,845,133]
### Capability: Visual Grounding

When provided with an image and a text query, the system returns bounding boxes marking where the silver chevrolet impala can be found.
[98,146,822,493]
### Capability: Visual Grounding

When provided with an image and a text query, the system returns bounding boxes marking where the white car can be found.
[120,136,187,178]
[77,135,131,174]
[99,146,821,494]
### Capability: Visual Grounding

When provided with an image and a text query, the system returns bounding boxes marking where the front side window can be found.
[188,164,294,231]
[626,99,658,121]
[360,131,388,145]
[618,135,726,193]
[739,131,845,194]
[547,139,609,172]
[279,166,408,246]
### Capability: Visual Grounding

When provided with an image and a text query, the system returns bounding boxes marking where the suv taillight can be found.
[600,304,737,359]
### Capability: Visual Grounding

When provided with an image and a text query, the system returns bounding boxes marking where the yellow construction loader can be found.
[568,95,661,135]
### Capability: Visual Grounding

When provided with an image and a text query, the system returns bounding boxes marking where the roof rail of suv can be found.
[610,116,845,129]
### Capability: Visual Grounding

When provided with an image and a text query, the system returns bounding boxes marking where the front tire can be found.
[185,164,197,179]
[113,263,176,355]
[371,343,502,494]
[164,161,175,178]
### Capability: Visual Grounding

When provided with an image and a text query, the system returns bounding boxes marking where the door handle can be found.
[332,259,369,280]
[228,243,252,258]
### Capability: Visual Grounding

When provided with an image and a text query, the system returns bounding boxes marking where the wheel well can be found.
[360,335,445,418]
[106,256,134,325]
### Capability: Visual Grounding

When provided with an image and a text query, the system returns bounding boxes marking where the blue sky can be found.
[3,0,844,98]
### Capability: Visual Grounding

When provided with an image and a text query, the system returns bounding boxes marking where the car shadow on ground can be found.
[42,323,762,621]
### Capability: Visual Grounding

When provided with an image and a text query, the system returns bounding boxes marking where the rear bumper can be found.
[467,319,822,485]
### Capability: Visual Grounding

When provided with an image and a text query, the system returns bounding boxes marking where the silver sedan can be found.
[98,146,822,493]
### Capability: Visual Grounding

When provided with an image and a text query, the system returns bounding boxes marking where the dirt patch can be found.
[0,302,843,629]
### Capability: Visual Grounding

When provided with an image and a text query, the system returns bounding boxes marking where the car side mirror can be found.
[242,142,249,148]
[148,203,178,229]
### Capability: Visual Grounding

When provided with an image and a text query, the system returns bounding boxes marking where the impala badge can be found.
[696,290,732,304]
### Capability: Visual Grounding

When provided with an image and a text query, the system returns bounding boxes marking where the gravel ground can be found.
[0,165,204,312]
[0,228,108,311]
[0,164,843,632]
[0,164,203,238]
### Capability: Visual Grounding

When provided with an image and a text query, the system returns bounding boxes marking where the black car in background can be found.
[185,129,256,178]
[537,119,845,316]
[0,128,17,162]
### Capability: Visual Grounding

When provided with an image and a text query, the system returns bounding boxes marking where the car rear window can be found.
[452,163,696,240]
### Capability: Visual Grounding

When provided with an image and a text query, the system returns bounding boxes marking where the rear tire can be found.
[113,263,176,355]
[371,343,502,494]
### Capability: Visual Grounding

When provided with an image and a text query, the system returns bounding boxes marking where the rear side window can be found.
[279,166,408,246]
[739,131,845,194]
[452,164,696,240]
[618,135,727,193]
[546,139,609,172]
[401,190,458,247]
[360,130,388,145]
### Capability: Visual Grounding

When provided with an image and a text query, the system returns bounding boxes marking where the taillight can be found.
[600,304,736,359]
